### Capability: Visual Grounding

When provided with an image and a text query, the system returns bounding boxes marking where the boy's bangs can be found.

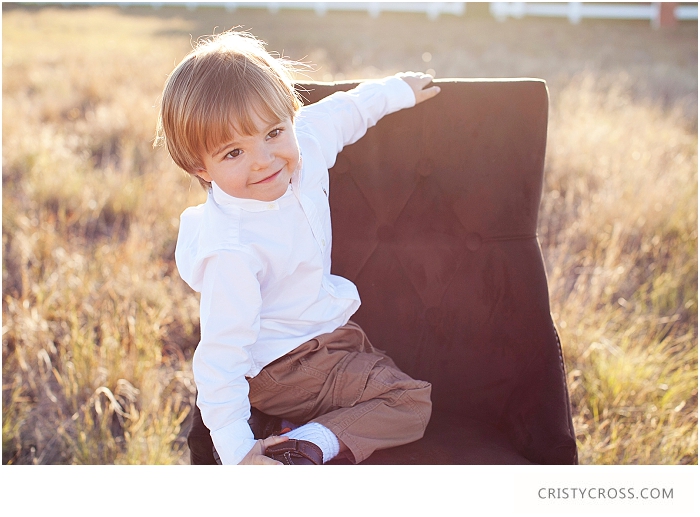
[200,74,295,156]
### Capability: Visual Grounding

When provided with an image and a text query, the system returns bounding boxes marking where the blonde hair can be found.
[155,30,303,189]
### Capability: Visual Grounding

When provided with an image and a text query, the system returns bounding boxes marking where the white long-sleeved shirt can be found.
[175,75,416,464]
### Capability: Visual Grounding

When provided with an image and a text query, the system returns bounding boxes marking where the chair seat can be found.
[328,410,533,465]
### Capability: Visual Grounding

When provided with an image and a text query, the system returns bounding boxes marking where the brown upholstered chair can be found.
[303,79,578,465]
[186,79,578,465]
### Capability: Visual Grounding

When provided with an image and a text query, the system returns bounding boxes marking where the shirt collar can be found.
[211,179,295,212]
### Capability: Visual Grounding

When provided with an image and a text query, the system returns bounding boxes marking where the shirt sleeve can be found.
[192,248,263,465]
[296,74,416,169]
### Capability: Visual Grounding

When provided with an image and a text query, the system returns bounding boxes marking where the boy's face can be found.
[197,111,300,202]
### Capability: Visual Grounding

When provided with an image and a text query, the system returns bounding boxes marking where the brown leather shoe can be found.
[264,439,323,465]
[248,408,288,440]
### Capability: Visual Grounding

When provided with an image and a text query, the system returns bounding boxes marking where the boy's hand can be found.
[238,435,289,465]
[397,72,441,105]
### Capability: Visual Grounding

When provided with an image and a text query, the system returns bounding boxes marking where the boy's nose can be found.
[251,145,274,170]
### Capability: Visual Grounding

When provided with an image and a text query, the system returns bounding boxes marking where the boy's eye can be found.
[268,128,283,139]
[226,149,242,159]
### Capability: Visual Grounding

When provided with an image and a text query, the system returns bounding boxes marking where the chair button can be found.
[377,224,396,242]
[425,307,441,327]
[465,233,482,251]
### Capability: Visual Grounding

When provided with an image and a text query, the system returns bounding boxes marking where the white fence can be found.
[145,2,699,25]
[490,2,698,26]
[156,2,466,19]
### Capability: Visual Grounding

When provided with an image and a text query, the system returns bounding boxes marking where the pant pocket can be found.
[332,352,383,408]
[248,368,317,421]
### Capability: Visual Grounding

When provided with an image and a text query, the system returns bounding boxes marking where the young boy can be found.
[156,30,439,465]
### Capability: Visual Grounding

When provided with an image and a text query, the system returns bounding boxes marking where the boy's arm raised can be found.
[296,74,419,169]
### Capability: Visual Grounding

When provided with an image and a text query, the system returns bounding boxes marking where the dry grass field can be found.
[2,3,697,465]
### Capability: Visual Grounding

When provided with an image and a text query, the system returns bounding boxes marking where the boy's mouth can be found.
[253,169,282,185]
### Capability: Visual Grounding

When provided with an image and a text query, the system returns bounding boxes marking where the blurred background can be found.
[2,2,697,465]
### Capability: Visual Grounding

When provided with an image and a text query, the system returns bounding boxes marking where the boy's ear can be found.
[194,168,212,183]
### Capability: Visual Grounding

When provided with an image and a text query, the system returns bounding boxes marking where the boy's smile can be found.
[197,112,300,202]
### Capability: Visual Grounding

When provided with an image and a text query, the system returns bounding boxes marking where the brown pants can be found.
[247,321,432,463]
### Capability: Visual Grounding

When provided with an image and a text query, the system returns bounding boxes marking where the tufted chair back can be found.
[299,79,577,464]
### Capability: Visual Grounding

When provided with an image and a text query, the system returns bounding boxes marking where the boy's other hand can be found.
[239,435,289,465]
[397,72,441,105]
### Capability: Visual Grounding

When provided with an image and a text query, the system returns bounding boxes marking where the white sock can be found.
[283,422,340,463]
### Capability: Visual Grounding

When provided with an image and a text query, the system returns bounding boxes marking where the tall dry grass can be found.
[2,5,697,465]
[3,6,205,464]
[543,74,697,464]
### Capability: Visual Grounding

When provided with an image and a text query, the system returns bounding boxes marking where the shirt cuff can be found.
[389,74,418,110]
[353,75,416,114]
[210,418,256,465]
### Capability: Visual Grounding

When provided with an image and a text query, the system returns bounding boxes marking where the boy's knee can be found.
[413,381,433,430]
